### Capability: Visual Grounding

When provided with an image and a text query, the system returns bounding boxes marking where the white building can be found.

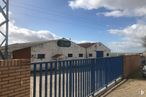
[78,42,111,58]
[31,39,86,63]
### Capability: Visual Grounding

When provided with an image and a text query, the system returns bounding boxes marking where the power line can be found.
[10,2,107,30]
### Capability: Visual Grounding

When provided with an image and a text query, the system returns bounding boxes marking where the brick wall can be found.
[13,47,31,59]
[123,55,141,78]
[0,59,30,97]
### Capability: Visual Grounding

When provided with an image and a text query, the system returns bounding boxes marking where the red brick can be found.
[0,59,30,97]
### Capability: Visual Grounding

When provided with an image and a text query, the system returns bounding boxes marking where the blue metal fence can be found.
[32,56,123,97]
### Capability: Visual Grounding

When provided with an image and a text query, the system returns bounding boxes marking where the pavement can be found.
[100,70,146,97]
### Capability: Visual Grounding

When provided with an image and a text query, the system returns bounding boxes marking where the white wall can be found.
[30,41,111,63]
[86,43,111,58]
[31,41,86,63]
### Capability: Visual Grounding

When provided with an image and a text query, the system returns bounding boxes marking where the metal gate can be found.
[31,56,123,97]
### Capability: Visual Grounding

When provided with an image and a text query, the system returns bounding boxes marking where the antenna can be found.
[0,0,9,59]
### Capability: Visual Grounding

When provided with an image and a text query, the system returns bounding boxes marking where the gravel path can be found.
[105,71,146,97]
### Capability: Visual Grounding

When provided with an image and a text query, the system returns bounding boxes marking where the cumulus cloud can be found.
[0,13,59,44]
[69,0,146,17]
[108,23,146,52]
[69,0,102,10]
[8,23,59,43]
[102,10,124,17]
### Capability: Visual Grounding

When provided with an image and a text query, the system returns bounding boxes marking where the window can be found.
[89,54,92,57]
[57,39,71,47]
[107,53,109,56]
[37,54,45,59]
[79,54,83,57]
[68,54,73,57]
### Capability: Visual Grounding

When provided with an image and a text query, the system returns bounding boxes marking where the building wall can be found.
[31,41,86,63]
[10,41,111,63]
[0,59,30,97]
[86,43,111,58]
[13,47,31,59]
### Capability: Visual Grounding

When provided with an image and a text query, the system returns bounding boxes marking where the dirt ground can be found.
[105,70,146,97]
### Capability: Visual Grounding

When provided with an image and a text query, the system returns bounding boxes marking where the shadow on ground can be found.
[128,69,146,80]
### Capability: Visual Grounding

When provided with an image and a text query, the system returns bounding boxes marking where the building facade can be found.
[31,40,86,63]
[78,42,111,58]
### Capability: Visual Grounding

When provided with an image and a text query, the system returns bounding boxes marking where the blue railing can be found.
[31,56,123,97]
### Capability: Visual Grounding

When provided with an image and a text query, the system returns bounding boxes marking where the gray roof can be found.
[0,41,49,52]
[0,39,71,52]
[78,43,96,48]
[78,42,111,51]
[0,39,111,52]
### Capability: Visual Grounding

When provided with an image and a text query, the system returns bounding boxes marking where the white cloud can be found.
[0,13,59,44]
[102,10,124,17]
[109,24,146,38]
[108,23,146,52]
[69,0,102,10]
[69,0,146,17]
[100,10,129,17]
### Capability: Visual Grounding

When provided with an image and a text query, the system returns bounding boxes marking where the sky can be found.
[1,0,146,52]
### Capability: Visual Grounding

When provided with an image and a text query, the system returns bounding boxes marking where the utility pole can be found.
[0,0,9,59]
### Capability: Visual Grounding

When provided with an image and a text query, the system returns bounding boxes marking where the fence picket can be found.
[32,56,123,97]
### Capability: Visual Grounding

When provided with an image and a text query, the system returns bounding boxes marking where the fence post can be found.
[45,63,48,97]
[91,59,96,96]
[121,56,124,78]
[33,64,36,97]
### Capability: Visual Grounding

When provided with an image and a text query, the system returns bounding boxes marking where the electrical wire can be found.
[10,1,107,30]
